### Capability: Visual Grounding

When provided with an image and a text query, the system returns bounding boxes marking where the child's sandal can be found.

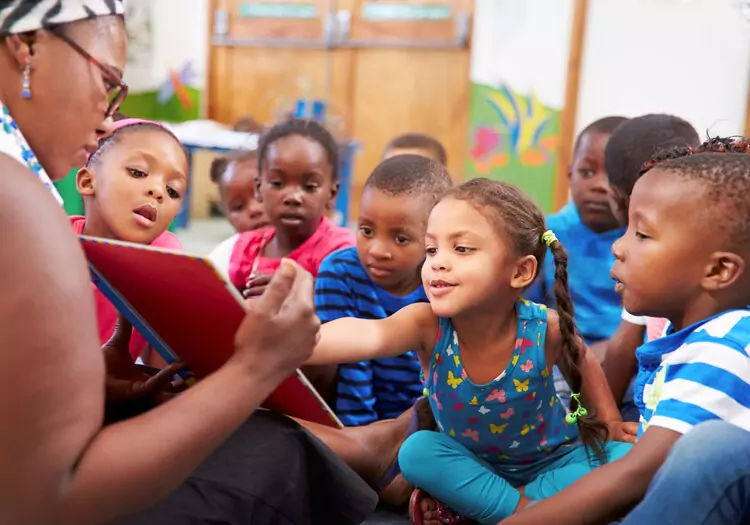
[409,489,472,525]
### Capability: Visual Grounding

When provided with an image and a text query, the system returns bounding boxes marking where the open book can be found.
[80,235,343,429]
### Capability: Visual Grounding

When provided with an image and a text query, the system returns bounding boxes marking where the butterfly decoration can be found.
[157,61,196,109]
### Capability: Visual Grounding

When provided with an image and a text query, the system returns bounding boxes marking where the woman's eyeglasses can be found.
[49,27,128,118]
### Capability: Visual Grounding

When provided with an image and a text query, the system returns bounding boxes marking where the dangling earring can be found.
[20,63,31,99]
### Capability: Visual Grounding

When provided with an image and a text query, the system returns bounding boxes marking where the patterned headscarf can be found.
[0,0,125,36]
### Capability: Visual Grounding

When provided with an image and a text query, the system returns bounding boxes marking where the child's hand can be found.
[607,420,638,443]
[243,272,273,298]
[102,314,185,405]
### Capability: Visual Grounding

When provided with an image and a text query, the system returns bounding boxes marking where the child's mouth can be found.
[133,204,158,227]
[610,271,624,293]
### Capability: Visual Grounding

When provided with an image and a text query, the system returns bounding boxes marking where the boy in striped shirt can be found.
[315,154,452,426]
[501,138,750,525]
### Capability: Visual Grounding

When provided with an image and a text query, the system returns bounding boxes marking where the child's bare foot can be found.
[420,494,439,525]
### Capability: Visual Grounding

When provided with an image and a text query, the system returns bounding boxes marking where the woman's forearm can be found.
[60,360,287,525]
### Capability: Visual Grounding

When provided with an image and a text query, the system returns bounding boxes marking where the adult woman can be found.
[0,3,375,524]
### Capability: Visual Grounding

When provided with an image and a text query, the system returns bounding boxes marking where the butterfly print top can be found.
[426,299,578,468]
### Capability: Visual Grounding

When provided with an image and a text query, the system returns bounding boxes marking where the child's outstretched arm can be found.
[500,427,679,525]
[306,302,436,366]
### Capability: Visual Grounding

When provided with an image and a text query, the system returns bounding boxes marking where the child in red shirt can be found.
[209,119,354,295]
[72,118,188,361]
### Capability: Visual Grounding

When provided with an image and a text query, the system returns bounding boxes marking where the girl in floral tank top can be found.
[307,179,634,524]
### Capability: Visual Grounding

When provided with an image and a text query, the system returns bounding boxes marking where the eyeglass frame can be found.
[47,25,128,118]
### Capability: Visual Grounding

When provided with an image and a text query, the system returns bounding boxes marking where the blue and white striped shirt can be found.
[315,247,426,426]
[635,309,750,437]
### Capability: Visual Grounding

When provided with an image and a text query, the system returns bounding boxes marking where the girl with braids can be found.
[306,178,634,525]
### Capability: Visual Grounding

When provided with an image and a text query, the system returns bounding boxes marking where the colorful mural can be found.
[465,82,561,213]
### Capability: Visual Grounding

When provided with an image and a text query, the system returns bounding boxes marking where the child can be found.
[315,154,453,427]
[72,118,188,361]
[209,152,270,233]
[306,178,634,524]
[527,116,627,410]
[383,132,448,166]
[208,118,354,290]
[601,114,700,419]
[501,138,750,525]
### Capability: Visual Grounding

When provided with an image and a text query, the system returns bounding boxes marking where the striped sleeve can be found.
[314,251,358,323]
[648,340,750,434]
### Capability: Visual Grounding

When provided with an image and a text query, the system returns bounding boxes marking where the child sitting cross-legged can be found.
[501,137,750,525]
[306,178,635,525]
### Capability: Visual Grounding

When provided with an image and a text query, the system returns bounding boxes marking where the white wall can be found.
[123,0,208,94]
[576,0,750,137]
[472,0,574,109]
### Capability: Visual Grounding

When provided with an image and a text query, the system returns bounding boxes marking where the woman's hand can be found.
[102,316,185,406]
[607,420,638,443]
[243,272,272,298]
[232,259,320,380]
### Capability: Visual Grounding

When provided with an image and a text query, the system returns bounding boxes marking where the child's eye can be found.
[455,246,474,254]
[635,231,650,240]
[304,183,319,192]
[269,180,283,188]
[578,168,595,178]
[230,202,245,212]
[395,235,410,245]
[359,226,374,237]
[127,168,147,178]
[167,186,181,199]
[425,246,437,256]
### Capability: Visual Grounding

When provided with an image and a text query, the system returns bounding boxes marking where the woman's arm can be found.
[307,302,437,366]
[0,158,319,525]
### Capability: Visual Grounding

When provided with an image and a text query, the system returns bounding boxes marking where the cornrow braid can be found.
[445,178,608,462]
[257,118,339,182]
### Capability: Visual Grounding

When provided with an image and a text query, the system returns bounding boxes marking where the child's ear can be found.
[510,254,538,290]
[702,252,745,292]
[76,167,96,197]
[326,181,340,210]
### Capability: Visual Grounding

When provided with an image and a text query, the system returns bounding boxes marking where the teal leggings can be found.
[399,430,632,525]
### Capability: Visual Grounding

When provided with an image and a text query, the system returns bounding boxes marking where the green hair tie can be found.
[565,392,589,425]
[542,230,558,247]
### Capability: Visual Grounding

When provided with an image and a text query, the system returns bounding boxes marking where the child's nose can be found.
[612,234,625,261]
[369,240,391,260]
[147,186,164,202]
[283,188,303,205]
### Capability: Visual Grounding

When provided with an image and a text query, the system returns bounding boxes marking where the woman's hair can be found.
[256,119,339,182]
[209,151,259,184]
[444,178,608,460]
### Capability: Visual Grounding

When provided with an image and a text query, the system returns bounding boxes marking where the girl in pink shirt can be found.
[72,118,188,360]
[210,119,355,296]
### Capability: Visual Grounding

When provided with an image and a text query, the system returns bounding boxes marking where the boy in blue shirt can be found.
[315,154,452,426]
[502,139,750,525]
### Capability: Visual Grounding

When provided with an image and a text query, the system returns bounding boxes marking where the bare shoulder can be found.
[545,308,562,351]
[399,302,439,354]
[0,155,103,498]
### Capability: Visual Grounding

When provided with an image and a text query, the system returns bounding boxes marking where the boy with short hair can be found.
[601,114,700,416]
[315,154,452,426]
[382,132,448,166]
[503,139,750,525]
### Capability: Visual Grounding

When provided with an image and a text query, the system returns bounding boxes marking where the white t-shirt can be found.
[621,309,647,326]
[209,234,239,279]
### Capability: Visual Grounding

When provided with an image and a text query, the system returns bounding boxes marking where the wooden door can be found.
[340,0,473,214]
[206,0,473,219]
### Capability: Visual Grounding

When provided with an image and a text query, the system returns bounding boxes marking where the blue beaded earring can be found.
[20,63,31,99]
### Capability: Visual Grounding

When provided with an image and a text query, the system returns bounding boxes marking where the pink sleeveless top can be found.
[227,217,355,289]
[70,216,183,360]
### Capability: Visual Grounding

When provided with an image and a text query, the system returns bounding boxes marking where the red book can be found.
[79,235,342,429]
